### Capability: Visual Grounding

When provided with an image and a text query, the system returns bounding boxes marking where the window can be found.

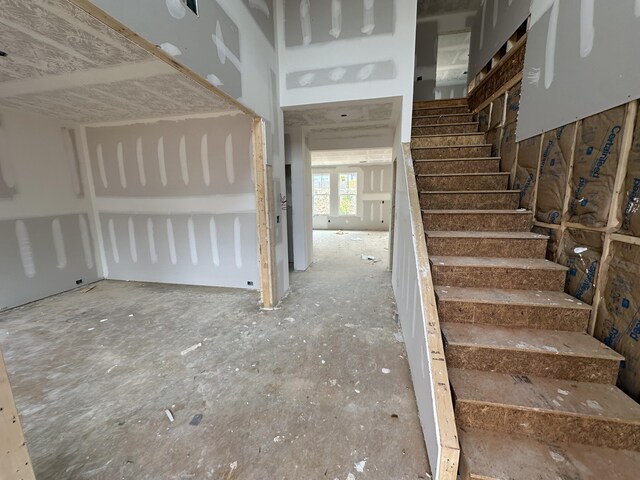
[184,0,198,15]
[338,172,358,216]
[313,174,330,215]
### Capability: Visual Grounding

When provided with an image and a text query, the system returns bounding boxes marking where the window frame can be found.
[312,173,331,216]
[338,171,358,216]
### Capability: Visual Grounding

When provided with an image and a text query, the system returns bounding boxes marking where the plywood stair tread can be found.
[441,323,624,362]
[411,143,492,149]
[431,255,568,271]
[450,369,640,424]
[428,231,547,240]
[420,189,520,194]
[413,113,474,119]
[411,132,484,139]
[413,156,500,163]
[459,428,640,480]
[435,285,591,310]
[416,172,510,177]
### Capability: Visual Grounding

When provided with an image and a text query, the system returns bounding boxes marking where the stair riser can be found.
[437,300,590,332]
[417,175,509,191]
[412,124,478,136]
[423,213,533,232]
[414,159,500,175]
[411,134,486,148]
[454,402,640,451]
[445,346,620,383]
[413,114,476,126]
[413,145,493,159]
[427,237,547,258]
[414,106,470,116]
[413,99,468,109]
[420,192,519,210]
[432,264,566,290]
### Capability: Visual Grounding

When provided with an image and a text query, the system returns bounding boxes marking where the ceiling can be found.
[0,0,237,124]
[284,99,398,130]
[311,148,393,167]
[417,0,481,17]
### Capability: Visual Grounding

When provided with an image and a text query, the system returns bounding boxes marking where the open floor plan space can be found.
[0,231,429,480]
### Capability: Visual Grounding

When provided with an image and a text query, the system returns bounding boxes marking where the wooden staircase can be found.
[411,99,640,479]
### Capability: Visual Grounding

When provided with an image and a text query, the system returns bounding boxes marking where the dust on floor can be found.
[0,230,429,479]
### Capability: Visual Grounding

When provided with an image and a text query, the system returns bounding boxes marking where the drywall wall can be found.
[518,0,640,140]
[468,0,529,79]
[285,127,313,270]
[276,0,418,141]
[83,114,259,289]
[414,12,475,101]
[312,164,392,231]
[87,0,289,300]
[0,107,98,310]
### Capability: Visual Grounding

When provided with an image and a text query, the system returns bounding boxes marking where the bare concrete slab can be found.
[0,230,429,480]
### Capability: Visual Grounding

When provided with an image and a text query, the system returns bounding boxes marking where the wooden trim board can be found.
[1,350,35,480]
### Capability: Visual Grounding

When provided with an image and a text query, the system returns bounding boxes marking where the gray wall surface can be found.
[85,114,259,290]
[312,164,392,231]
[0,108,99,310]
[518,0,640,140]
[468,0,529,79]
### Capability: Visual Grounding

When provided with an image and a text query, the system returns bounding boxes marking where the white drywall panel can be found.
[276,0,418,142]
[518,0,640,141]
[0,107,98,310]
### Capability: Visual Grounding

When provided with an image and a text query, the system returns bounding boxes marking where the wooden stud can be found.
[1,350,35,480]
[252,118,276,309]
[388,157,398,271]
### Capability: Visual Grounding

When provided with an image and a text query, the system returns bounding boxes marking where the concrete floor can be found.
[0,230,429,480]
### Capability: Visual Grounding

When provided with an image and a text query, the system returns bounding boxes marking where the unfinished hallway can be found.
[0,231,430,479]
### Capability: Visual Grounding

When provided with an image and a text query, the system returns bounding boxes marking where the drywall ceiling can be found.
[417,0,481,17]
[284,99,398,130]
[0,0,237,123]
[311,148,393,167]
[436,31,471,85]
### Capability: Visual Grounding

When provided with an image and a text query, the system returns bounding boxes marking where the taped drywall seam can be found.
[15,220,35,278]
[330,0,342,39]
[201,133,210,187]
[167,218,177,265]
[300,0,312,45]
[225,133,235,184]
[136,137,147,187]
[108,218,119,264]
[52,218,67,270]
[165,0,186,19]
[187,217,198,265]
[158,136,168,187]
[117,141,127,189]
[362,0,376,35]
[380,169,385,192]
[493,0,499,28]
[580,0,595,58]
[79,214,94,270]
[97,143,108,189]
[212,23,241,70]
[78,128,108,278]
[128,217,138,263]
[636,0,640,17]
[249,0,270,17]
[62,128,82,197]
[147,218,158,264]
[209,217,220,266]
[179,135,189,185]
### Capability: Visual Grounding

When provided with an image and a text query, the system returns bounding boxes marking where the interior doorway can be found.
[435,31,471,99]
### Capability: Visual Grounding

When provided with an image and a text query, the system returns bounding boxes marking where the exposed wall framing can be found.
[503,89,640,400]
[1,350,35,480]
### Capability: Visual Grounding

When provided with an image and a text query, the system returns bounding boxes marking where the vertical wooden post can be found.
[252,118,276,309]
[388,157,398,271]
[1,351,35,480]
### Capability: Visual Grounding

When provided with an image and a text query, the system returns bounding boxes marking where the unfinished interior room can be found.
[1,1,639,479]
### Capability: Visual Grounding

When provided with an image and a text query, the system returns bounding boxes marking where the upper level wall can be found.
[85,0,290,299]
[0,108,99,310]
[468,0,529,79]
[518,0,640,141]
[276,0,417,141]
